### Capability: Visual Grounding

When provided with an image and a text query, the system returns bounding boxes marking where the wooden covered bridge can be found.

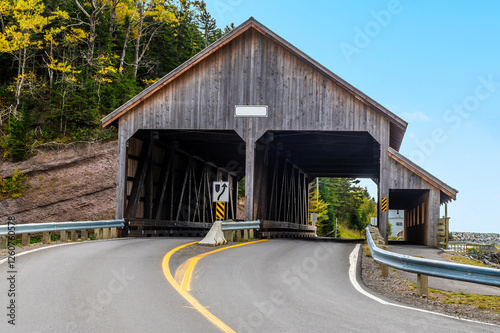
[101,17,457,246]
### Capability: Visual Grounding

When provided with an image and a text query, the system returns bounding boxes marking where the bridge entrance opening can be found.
[123,129,245,237]
[253,130,380,238]
[389,189,430,244]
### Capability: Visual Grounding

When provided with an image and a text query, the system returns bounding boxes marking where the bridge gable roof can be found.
[101,17,408,150]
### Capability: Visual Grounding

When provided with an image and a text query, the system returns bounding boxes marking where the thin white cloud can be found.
[402,111,430,122]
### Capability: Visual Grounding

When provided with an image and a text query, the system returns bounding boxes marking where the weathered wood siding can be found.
[387,157,440,246]
[117,29,390,146]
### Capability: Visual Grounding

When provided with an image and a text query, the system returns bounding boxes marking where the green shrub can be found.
[0,168,29,199]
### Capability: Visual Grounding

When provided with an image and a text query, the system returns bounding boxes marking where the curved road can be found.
[0,238,497,332]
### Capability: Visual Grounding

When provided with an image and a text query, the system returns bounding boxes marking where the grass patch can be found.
[338,223,364,239]
[441,253,490,268]
[428,289,500,313]
[407,281,417,291]
[363,243,371,257]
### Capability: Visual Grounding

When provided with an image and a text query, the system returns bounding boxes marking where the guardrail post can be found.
[243,229,249,240]
[22,233,30,247]
[94,228,102,240]
[70,230,77,241]
[380,263,389,277]
[417,274,428,296]
[42,232,51,244]
[102,228,110,239]
[81,229,88,240]
[94,228,102,239]
[110,227,117,239]
[1,236,8,249]
[60,230,68,242]
[249,229,254,239]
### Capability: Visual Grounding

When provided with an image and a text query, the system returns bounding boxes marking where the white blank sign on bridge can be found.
[235,105,268,117]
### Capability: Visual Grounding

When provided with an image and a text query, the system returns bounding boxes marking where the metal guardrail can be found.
[448,243,497,254]
[221,220,260,231]
[0,219,125,236]
[365,226,500,287]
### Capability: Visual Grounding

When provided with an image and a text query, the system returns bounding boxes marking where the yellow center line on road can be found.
[162,239,269,333]
[175,257,194,286]
[180,239,269,292]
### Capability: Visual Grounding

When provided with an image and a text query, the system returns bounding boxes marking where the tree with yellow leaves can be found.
[0,0,68,118]
[309,182,330,235]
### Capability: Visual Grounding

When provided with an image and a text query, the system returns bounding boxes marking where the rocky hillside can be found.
[450,232,500,245]
[0,141,117,225]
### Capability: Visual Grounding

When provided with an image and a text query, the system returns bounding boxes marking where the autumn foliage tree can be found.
[0,0,222,160]
[308,182,331,236]
[0,0,68,116]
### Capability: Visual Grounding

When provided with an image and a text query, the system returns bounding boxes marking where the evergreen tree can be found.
[195,1,217,48]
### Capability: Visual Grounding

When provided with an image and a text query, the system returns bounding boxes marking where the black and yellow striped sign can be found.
[381,197,388,212]
[215,202,225,220]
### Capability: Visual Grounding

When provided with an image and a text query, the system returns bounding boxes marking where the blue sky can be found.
[206,0,500,233]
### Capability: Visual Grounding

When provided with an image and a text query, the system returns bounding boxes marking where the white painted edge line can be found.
[348,244,498,327]
[0,238,132,266]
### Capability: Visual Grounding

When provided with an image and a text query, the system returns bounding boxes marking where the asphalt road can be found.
[0,238,497,332]
[192,239,498,332]
[0,238,220,333]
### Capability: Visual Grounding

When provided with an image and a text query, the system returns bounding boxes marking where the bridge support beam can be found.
[244,136,256,222]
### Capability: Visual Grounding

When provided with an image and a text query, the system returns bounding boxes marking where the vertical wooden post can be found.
[42,232,51,244]
[22,233,30,247]
[0,236,7,249]
[417,274,428,296]
[380,263,389,277]
[111,227,118,238]
[81,229,88,240]
[60,231,68,242]
[115,128,128,219]
[94,228,103,240]
[103,228,110,239]
[70,230,77,241]
[428,188,440,246]
[244,137,256,222]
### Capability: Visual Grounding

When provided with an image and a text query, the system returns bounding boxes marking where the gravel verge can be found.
[361,250,500,326]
